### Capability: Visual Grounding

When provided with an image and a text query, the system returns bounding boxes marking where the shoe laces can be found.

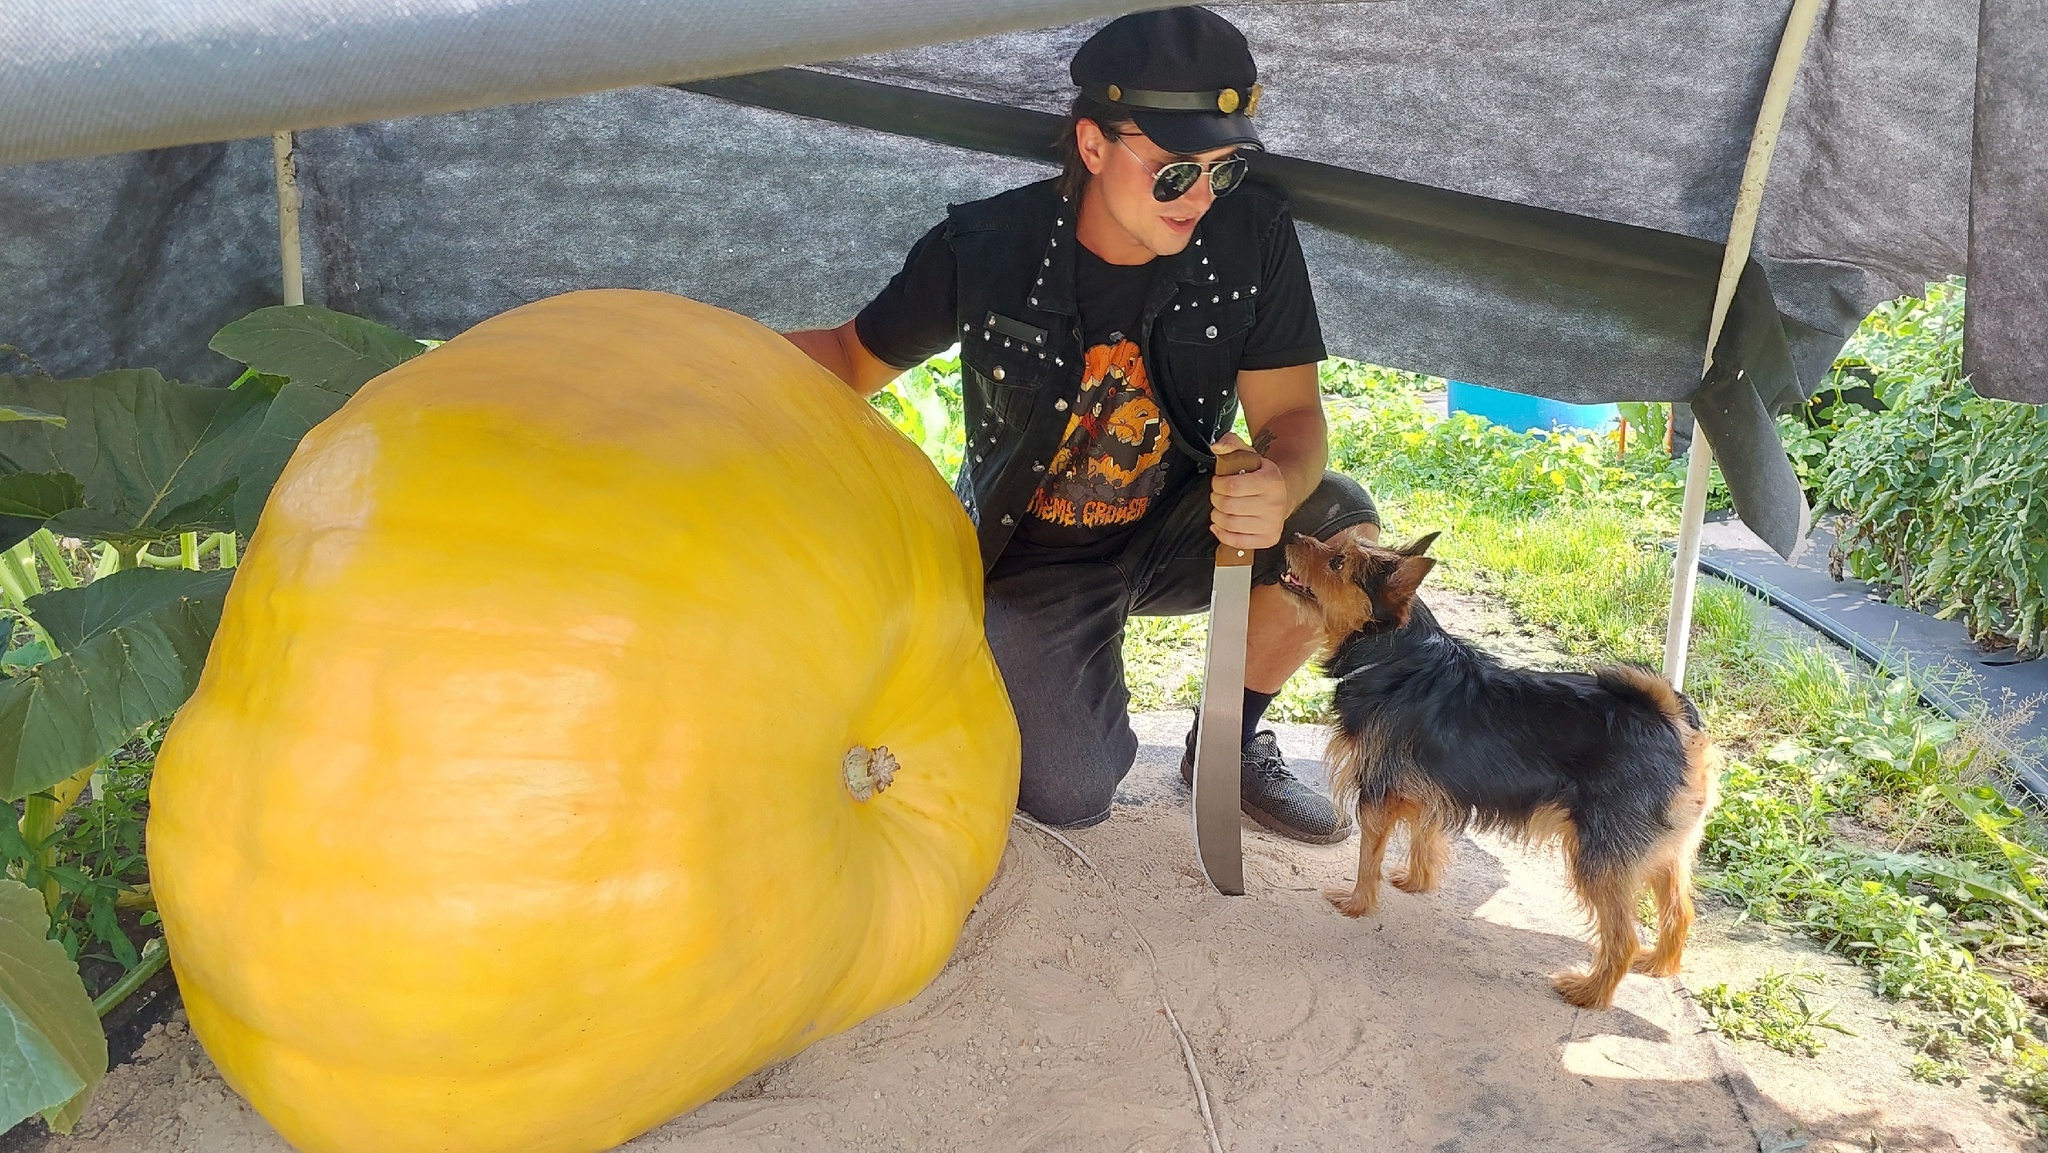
[1244,735,1295,784]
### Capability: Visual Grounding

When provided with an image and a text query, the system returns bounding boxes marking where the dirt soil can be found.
[20,588,2035,1153]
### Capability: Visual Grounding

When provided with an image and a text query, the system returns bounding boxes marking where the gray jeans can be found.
[984,470,1379,827]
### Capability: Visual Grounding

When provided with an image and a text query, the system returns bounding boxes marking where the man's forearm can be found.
[782,328,857,389]
[1251,405,1329,510]
[782,322,905,398]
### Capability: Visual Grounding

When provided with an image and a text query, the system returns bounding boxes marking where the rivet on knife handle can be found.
[1213,449,1263,568]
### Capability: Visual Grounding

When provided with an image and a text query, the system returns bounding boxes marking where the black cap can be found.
[1070,6,1263,156]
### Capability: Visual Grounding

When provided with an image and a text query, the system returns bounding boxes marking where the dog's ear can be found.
[1380,555,1437,606]
[1397,531,1441,557]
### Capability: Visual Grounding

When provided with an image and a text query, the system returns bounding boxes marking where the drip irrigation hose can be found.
[1689,552,2048,803]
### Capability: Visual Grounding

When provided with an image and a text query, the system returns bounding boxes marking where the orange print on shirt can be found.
[1024,338,1172,531]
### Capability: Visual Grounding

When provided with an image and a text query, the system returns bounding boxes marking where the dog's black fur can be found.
[1284,530,1719,1009]
[1323,594,1698,875]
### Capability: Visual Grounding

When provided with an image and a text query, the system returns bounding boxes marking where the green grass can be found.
[1697,968,1856,1056]
[1123,615,1205,714]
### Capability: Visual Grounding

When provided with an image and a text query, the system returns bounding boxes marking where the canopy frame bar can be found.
[1664,0,1824,690]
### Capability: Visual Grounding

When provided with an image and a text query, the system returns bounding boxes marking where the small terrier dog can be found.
[1281,531,1720,1010]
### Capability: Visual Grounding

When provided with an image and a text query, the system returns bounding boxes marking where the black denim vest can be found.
[945,177,1294,571]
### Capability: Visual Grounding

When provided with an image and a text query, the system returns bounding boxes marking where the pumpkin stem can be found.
[842,745,899,802]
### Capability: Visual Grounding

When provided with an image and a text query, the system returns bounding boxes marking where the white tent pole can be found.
[1663,0,1823,690]
[272,131,304,306]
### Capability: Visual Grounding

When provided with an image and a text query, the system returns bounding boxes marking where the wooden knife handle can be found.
[1214,449,1263,478]
[1212,449,1264,567]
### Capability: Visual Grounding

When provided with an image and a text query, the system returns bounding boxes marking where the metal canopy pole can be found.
[1662,0,1823,690]
[272,131,304,306]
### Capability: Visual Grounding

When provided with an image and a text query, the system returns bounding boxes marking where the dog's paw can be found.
[1550,969,1619,1010]
[1323,885,1379,917]
[1632,950,1682,978]
[1387,867,1438,894]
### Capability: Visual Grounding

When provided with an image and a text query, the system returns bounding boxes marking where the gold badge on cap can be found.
[1107,84,1123,102]
[1216,87,1240,114]
[1244,82,1263,117]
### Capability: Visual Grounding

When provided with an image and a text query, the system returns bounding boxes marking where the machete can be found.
[1191,447,1264,896]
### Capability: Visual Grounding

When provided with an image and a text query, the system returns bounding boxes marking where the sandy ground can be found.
[16,588,2036,1153]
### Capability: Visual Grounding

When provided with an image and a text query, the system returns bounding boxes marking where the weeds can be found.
[1790,280,2048,655]
[2001,1042,2048,1129]
[1320,351,2048,1110]
[1909,1052,1969,1085]
[3,529,202,994]
[1697,969,1856,1056]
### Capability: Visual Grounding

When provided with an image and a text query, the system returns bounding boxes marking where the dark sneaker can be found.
[1179,719,1356,844]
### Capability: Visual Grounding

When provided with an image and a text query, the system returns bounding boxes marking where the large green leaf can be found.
[30,566,226,653]
[1857,848,2048,927]
[0,370,269,550]
[0,878,106,1134]
[0,472,85,521]
[0,309,421,553]
[207,307,425,535]
[209,305,423,395]
[0,568,230,801]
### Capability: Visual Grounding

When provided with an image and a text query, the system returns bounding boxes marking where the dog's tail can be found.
[1595,664,1701,731]
[1599,664,1721,820]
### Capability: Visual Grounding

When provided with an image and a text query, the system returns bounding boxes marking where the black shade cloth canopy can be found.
[2,0,2040,559]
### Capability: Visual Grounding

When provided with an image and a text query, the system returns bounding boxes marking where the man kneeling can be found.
[784,7,1377,840]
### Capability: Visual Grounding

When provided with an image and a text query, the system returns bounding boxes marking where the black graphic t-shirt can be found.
[854,188,1327,568]
[1010,247,1181,554]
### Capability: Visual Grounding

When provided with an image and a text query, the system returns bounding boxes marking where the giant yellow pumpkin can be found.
[147,290,1020,1153]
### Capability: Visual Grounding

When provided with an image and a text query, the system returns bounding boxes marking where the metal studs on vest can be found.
[1055,399,1069,411]
[1206,325,1218,338]
[992,366,1006,381]
[1001,515,1015,526]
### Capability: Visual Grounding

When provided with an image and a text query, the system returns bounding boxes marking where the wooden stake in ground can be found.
[272,131,303,307]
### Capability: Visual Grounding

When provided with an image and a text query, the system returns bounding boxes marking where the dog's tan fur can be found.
[1287,532,1721,1009]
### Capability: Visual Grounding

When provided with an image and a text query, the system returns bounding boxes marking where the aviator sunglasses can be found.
[1114,133,1249,202]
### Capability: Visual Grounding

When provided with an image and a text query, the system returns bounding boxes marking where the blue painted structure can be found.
[1446,380,1619,434]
